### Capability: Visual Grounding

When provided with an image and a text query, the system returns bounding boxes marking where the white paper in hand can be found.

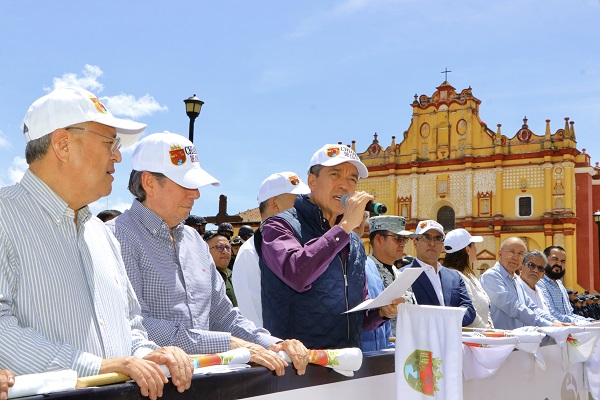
[344,267,423,313]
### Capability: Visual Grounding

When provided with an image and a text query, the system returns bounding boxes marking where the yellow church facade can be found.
[352,81,598,292]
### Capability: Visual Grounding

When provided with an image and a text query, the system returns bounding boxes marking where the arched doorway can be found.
[437,206,455,232]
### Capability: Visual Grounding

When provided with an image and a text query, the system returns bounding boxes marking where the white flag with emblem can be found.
[395,304,465,400]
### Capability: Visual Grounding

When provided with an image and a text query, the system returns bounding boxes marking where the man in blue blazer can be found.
[404,220,476,327]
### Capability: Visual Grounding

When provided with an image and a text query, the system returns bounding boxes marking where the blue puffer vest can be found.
[259,195,365,349]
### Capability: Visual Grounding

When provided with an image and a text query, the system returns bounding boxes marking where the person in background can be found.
[517,251,552,313]
[204,231,238,306]
[232,171,310,328]
[537,245,594,324]
[367,215,415,333]
[229,236,243,270]
[238,225,255,242]
[217,222,234,239]
[361,212,395,352]
[97,209,122,222]
[184,215,207,236]
[442,228,493,329]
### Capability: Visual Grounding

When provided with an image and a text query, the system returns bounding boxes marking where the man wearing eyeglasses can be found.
[367,216,416,334]
[0,87,194,399]
[204,232,238,306]
[516,251,554,314]
[403,220,476,327]
[536,246,594,324]
[480,237,562,329]
[109,132,309,377]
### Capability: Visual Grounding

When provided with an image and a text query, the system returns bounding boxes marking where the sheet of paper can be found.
[345,267,423,313]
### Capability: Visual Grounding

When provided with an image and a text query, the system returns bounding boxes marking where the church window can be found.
[516,195,533,217]
[437,206,455,231]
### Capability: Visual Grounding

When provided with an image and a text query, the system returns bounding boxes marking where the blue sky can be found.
[1,1,599,228]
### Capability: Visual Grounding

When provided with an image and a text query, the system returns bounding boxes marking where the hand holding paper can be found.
[346,267,423,313]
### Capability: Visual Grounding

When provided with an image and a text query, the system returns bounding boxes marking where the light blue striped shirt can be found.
[107,200,278,355]
[0,170,157,377]
[480,262,555,330]
[537,275,591,324]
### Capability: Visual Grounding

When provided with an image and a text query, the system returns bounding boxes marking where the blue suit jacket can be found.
[405,260,476,327]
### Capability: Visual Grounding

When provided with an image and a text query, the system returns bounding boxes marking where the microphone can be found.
[340,194,387,215]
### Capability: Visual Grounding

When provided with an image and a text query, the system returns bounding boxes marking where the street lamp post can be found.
[594,211,600,269]
[183,94,204,143]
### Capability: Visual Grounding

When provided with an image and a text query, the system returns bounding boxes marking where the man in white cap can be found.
[0,87,193,399]
[258,144,403,349]
[108,132,309,376]
[232,172,311,327]
[404,220,476,326]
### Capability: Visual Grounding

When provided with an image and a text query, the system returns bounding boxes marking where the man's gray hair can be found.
[523,250,548,266]
[128,170,167,202]
[308,164,324,177]
[25,122,87,164]
[25,134,52,164]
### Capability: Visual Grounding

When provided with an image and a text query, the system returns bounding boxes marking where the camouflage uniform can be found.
[368,254,415,334]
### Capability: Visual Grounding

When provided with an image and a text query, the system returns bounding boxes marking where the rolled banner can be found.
[278,348,363,372]
[76,348,253,388]
[190,348,251,368]
[8,370,77,399]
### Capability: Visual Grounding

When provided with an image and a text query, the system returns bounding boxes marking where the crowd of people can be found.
[0,86,596,400]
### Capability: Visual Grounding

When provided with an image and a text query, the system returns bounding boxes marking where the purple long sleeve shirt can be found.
[261,217,386,332]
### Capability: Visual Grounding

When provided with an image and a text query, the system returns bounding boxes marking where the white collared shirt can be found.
[417,258,445,306]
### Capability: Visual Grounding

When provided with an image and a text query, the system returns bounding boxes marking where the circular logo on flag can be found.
[403,349,442,395]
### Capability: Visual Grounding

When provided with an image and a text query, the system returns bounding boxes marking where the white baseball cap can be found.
[308,144,369,179]
[443,228,483,253]
[414,220,445,237]
[257,171,310,203]
[132,131,220,189]
[22,86,146,147]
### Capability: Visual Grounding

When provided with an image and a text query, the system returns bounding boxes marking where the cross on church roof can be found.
[441,67,452,81]
[204,194,243,225]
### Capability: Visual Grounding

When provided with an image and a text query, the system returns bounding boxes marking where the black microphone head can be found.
[373,203,387,214]
[340,194,352,208]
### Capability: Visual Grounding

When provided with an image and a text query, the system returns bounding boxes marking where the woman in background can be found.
[443,229,494,329]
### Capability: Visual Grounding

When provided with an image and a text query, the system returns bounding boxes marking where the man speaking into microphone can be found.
[257,144,404,349]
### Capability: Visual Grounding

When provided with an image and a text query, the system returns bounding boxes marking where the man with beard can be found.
[536,246,593,324]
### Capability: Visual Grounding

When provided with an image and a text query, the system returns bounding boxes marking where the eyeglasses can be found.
[210,244,232,253]
[381,234,410,244]
[417,234,444,244]
[525,261,545,273]
[67,126,122,154]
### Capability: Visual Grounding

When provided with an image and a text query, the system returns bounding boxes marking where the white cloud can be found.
[8,156,28,184]
[100,93,168,118]
[44,65,168,119]
[47,64,104,92]
[0,130,10,149]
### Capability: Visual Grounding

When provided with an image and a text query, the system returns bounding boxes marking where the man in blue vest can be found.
[258,144,402,349]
